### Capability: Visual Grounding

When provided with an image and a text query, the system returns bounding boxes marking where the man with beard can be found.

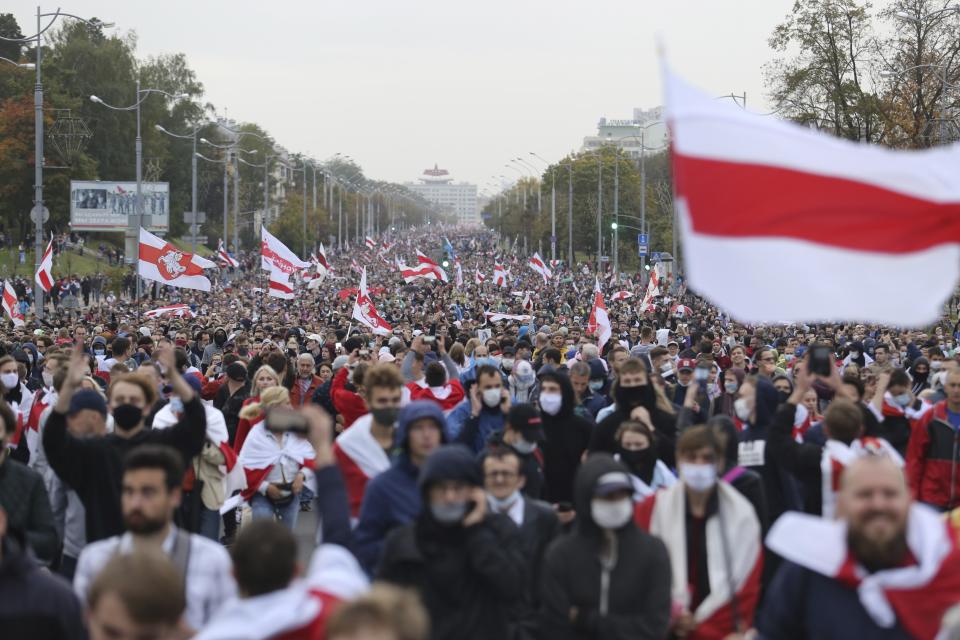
[760,456,960,639]
[73,445,235,633]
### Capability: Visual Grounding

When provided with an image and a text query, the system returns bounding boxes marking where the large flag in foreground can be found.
[352,268,392,335]
[138,228,216,292]
[666,65,960,326]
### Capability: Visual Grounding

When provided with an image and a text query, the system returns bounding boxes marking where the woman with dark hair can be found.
[711,367,745,418]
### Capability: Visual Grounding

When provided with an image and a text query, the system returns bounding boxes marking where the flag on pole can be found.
[315,243,331,274]
[475,268,486,284]
[365,236,377,250]
[144,304,196,319]
[612,290,634,301]
[269,272,296,299]
[587,278,612,350]
[261,226,311,274]
[443,237,456,260]
[670,304,694,318]
[1,281,23,327]
[528,252,552,282]
[454,258,463,287]
[640,269,661,313]
[415,250,449,282]
[216,239,239,268]
[666,63,960,325]
[35,236,54,293]
[138,228,216,292]
[352,267,392,335]
[397,260,443,284]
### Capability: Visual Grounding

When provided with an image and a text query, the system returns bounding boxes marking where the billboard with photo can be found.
[69,180,170,232]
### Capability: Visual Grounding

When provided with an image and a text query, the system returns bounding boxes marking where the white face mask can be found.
[680,462,717,492]
[539,392,562,415]
[931,361,943,371]
[513,438,537,454]
[482,388,503,408]
[42,371,54,388]
[0,372,19,390]
[488,490,521,512]
[591,498,633,530]
[734,397,752,422]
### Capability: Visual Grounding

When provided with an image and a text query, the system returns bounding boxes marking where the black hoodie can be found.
[539,371,593,504]
[539,454,672,640]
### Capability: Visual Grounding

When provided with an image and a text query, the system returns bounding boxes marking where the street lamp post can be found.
[155,123,202,253]
[529,152,556,261]
[0,9,112,319]
[90,83,188,304]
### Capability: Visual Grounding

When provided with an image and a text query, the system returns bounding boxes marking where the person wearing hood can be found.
[910,356,931,395]
[377,444,525,640]
[354,400,445,575]
[538,371,592,505]
[712,366,745,419]
[448,364,511,453]
[539,454,671,640]
[613,419,676,500]
[509,359,537,404]
[43,345,206,543]
[589,358,679,468]
[0,505,84,640]
[842,340,873,373]
[634,426,763,639]
[201,328,228,368]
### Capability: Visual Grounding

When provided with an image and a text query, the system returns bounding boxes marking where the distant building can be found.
[404,165,479,225]
[581,106,668,159]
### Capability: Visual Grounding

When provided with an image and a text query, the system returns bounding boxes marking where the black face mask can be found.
[370,407,400,427]
[618,446,658,483]
[615,384,653,410]
[113,404,144,431]
[214,335,226,346]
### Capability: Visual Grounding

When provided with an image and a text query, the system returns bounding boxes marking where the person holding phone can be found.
[447,364,510,454]
[377,444,525,640]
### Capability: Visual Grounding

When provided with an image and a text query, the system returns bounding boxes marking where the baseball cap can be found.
[677,358,696,372]
[306,333,324,344]
[594,471,633,497]
[508,404,545,442]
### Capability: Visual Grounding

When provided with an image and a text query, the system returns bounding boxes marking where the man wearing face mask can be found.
[482,446,559,640]
[449,364,511,454]
[377,444,525,640]
[488,404,546,499]
[635,426,763,639]
[0,356,34,457]
[540,454,671,640]
[43,345,206,543]
[201,328,228,368]
[333,364,404,519]
[538,371,592,505]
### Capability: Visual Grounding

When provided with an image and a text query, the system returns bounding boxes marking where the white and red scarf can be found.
[333,414,392,518]
[821,438,904,519]
[635,481,763,639]
[767,504,960,640]
[233,423,316,504]
[411,380,465,414]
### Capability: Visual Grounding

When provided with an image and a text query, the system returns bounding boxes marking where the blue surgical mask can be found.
[169,397,184,414]
[893,393,911,407]
[588,380,604,391]
[474,356,497,368]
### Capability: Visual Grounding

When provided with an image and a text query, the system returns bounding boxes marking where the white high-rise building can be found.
[581,106,668,158]
[405,165,479,225]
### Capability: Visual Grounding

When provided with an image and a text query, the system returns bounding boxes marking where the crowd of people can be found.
[1,226,960,639]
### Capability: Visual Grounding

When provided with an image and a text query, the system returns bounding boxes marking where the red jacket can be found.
[332,367,367,428]
[233,396,261,453]
[291,374,322,408]
[907,400,960,509]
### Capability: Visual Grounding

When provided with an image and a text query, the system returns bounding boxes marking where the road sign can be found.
[599,255,610,262]
[30,204,50,224]
[183,211,206,224]
[638,233,648,245]
[651,252,661,262]
[639,245,648,256]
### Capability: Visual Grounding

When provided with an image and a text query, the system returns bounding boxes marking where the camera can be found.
[265,407,309,434]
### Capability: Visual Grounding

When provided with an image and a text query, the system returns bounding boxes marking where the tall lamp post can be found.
[0,8,112,320]
[154,123,203,253]
[90,83,189,304]
[201,134,265,249]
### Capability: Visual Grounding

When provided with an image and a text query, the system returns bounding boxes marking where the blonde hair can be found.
[240,385,291,420]
[253,365,280,389]
[464,338,479,357]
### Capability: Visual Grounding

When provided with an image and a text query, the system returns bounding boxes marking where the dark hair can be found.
[841,374,865,400]
[475,364,500,383]
[889,368,911,389]
[481,444,522,471]
[174,347,188,371]
[265,351,288,373]
[824,399,863,444]
[123,445,184,491]
[0,401,16,438]
[111,336,131,358]
[230,520,298,596]
[541,347,562,364]
[424,361,447,387]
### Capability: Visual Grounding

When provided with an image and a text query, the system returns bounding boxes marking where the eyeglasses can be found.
[759,357,775,363]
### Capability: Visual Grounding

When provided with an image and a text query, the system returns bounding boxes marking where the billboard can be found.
[70,180,170,232]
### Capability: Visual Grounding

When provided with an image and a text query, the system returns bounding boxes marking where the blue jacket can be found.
[447,400,506,454]
[353,455,421,575]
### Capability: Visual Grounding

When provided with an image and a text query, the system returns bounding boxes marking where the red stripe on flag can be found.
[673,152,960,254]
[139,242,205,276]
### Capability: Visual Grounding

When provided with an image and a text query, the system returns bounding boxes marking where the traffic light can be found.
[611,222,618,230]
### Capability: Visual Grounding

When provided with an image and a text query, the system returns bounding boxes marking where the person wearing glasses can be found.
[753,347,781,379]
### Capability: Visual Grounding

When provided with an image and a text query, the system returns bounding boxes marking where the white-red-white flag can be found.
[138,228,215,292]
[2,281,23,327]
[612,290,634,301]
[144,304,196,319]
[261,226,310,274]
[365,236,376,250]
[315,243,332,274]
[667,64,960,325]
[528,252,552,282]
[35,236,54,293]
[475,268,486,284]
[521,292,533,312]
[484,311,532,324]
[670,304,693,318]
[415,250,449,282]
[640,269,661,312]
[493,263,507,287]
[352,267,392,335]
[587,278,611,350]
[216,239,239,268]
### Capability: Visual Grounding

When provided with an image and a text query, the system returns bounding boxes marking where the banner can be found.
[70,180,169,231]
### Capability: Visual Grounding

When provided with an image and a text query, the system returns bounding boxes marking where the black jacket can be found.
[43,395,206,542]
[214,381,250,445]
[0,530,85,640]
[539,455,672,640]
[378,510,526,640]
[509,498,560,640]
[767,402,824,515]
[590,391,679,468]
[540,375,593,504]
[0,459,58,564]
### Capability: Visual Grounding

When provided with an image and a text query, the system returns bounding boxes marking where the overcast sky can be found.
[10,1,797,189]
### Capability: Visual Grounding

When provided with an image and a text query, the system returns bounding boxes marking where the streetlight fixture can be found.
[201,130,269,249]
[0,7,114,319]
[155,123,204,253]
[88,83,189,304]
[0,56,35,69]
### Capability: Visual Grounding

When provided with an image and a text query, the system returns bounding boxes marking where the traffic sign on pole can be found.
[639,245,648,257]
